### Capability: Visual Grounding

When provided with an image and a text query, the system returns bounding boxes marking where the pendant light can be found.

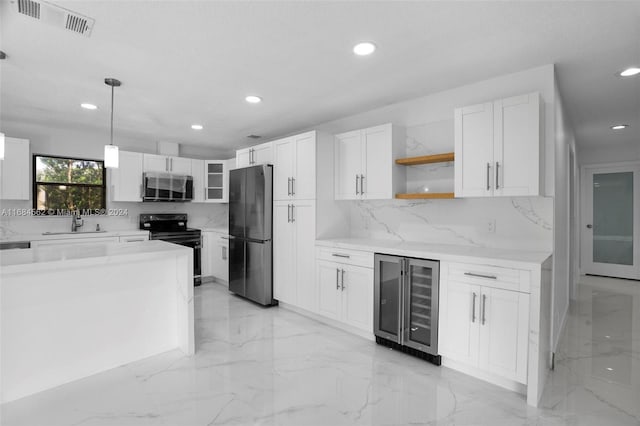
[104,77,121,168]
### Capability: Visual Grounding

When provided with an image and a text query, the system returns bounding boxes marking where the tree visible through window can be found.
[33,155,106,213]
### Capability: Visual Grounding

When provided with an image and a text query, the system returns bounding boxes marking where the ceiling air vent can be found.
[14,0,95,37]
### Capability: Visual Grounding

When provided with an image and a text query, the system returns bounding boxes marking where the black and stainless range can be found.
[139,213,202,286]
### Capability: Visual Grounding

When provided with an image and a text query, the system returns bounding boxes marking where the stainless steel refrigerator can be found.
[228,164,276,306]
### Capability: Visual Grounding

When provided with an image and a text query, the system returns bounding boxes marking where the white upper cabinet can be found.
[455,92,543,198]
[334,123,405,200]
[191,159,205,202]
[273,132,316,201]
[110,151,143,202]
[236,141,273,168]
[204,160,231,203]
[0,137,30,200]
[143,153,191,174]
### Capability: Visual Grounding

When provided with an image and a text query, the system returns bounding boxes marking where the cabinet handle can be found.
[287,204,291,223]
[170,158,173,171]
[336,268,340,290]
[221,236,230,240]
[355,175,360,195]
[165,158,169,171]
[222,246,227,260]
[291,204,295,223]
[471,292,477,323]
[482,294,487,325]
[495,162,500,189]
[287,177,291,196]
[464,272,497,280]
[291,177,295,195]
[341,269,345,291]
[140,184,143,199]
[486,163,491,190]
[331,253,350,258]
[360,174,365,195]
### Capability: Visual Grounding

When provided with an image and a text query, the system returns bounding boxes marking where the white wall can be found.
[552,77,577,352]
[578,142,640,165]
[309,64,556,252]
[0,123,230,237]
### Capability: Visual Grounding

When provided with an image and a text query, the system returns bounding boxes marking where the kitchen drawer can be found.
[316,246,373,269]
[446,262,530,293]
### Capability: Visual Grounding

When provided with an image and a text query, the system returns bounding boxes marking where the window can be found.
[33,155,106,213]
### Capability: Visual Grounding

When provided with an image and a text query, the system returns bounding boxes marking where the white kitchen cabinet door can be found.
[362,125,392,200]
[454,102,494,198]
[191,159,205,202]
[293,201,317,313]
[293,132,316,200]
[439,280,481,366]
[118,234,149,243]
[169,156,192,175]
[494,93,541,197]
[273,137,295,201]
[334,130,362,200]
[201,231,214,277]
[478,287,530,383]
[204,160,228,202]
[252,142,272,165]
[0,137,30,200]
[341,264,374,332]
[143,153,168,172]
[236,148,251,168]
[110,151,143,202]
[212,235,229,283]
[316,260,342,321]
[273,201,296,305]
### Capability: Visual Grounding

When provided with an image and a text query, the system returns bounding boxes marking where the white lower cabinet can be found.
[273,200,316,311]
[316,250,374,333]
[118,233,149,243]
[202,231,229,282]
[31,237,120,248]
[439,262,530,384]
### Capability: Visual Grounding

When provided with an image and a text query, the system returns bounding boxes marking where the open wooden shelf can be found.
[395,192,455,200]
[395,152,454,166]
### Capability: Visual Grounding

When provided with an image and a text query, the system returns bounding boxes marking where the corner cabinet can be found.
[110,151,143,202]
[454,92,543,198]
[334,123,405,200]
[439,261,530,385]
[236,141,273,168]
[0,137,30,200]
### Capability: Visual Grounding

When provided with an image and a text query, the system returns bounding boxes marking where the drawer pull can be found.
[464,272,497,280]
[332,253,350,258]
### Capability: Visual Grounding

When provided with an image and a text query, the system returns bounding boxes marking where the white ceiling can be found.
[1,1,638,152]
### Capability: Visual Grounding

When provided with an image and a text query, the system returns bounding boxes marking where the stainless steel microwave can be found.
[142,172,193,202]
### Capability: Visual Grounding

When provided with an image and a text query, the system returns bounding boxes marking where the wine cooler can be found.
[374,254,441,365]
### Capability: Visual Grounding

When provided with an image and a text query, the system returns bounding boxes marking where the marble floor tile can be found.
[1,276,639,426]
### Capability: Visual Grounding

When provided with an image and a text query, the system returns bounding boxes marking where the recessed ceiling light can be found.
[611,124,629,130]
[353,42,376,56]
[620,67,640,77]
[606,367,614,371]
[81,103,97,110]
[191,124,203,130]
[245,95,262,104]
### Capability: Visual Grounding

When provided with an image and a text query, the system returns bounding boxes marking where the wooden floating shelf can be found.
[395,152,455,166]
[395,192,455,200]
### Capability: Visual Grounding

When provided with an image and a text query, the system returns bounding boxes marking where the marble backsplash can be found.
[0,200,228,238]
[348,196,553,252]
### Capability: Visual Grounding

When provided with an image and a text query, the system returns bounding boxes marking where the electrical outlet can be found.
[487,220,496,233]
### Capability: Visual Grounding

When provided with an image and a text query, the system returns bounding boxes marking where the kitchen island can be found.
[0,240,194,403]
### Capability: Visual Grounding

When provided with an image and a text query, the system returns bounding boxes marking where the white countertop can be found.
[201,227,228,234]
[316,238,551,269]
[0,240,189,273]
[0,230,149,243]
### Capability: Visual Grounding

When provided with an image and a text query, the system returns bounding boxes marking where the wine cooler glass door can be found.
[403,258,439,354]
[374,254,403,342]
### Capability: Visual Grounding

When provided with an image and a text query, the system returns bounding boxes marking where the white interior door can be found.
[582,164,640,280]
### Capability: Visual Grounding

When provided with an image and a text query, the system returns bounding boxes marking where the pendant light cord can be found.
[110,84,114,146]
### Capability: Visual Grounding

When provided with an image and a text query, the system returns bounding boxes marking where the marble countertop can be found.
[0,230,150,243]
[316,238,551,269]
[201,227,228,234]
[0,240,190,273]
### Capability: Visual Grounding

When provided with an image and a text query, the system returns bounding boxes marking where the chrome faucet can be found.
[71,212,84,232]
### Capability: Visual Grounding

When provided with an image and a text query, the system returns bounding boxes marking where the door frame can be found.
[580,161,640,280]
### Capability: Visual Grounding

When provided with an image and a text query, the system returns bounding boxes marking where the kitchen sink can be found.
[42,231,108,235]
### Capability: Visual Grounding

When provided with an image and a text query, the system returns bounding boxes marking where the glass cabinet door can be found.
[404,258,439,353]
[374,254,402,341]
[206,162,224,200]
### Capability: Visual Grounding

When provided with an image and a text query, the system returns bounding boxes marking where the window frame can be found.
[32,154,107,214]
